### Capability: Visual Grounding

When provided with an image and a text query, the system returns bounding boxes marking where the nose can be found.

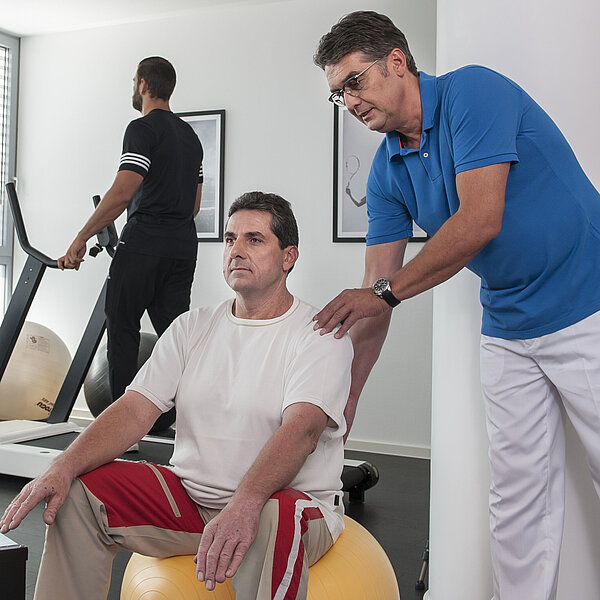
[229,237,246,258]
[344,92,361,112]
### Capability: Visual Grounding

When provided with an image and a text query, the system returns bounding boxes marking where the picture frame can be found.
[333,105,428,243]
[178,110,226,241]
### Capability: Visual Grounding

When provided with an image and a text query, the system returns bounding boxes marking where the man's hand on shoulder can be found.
[195,497,263,591]
[0,464,74,533]
[313,287,391,339]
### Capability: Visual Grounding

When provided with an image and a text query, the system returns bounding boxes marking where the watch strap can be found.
[380,287,401,307]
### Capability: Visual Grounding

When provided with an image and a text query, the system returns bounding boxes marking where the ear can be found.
[138,77,149,95]
[388,48,408,76]
[283,246,299,273]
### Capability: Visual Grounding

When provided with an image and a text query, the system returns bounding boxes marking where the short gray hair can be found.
[314,11,418,76]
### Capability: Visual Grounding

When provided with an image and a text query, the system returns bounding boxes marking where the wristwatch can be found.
[372,277,401,307]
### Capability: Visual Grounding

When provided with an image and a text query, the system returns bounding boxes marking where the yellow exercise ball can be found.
[120,516,400,600]
[0,321,71,420]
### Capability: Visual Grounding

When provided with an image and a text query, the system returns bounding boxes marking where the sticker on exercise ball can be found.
[36,398,53,414]
[25,335,50,353]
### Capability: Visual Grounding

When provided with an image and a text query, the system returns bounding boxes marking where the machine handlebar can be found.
[89,195,118,259]
[4,182,117,266]
[5,182,58,268]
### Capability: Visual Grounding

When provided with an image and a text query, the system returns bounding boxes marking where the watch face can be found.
[373,277,389,295]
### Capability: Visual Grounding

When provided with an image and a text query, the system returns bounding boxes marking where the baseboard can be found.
[344,438,431,460]
[69,408,94,427]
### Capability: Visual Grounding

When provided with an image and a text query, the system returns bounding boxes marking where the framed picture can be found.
[179,110,226,241]
[333,106,428,243]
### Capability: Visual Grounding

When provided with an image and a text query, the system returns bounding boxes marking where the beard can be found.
[132,90,142,112]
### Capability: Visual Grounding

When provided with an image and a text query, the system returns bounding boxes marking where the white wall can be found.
[14,0,436,455]
[434,0,600,597]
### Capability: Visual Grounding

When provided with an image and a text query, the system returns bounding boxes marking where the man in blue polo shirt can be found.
[313,10,600,600]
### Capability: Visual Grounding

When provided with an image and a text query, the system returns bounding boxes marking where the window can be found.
[0,32,19,315]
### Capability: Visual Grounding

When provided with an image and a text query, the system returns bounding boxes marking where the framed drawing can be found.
[333,105,428,243]
[179,110,226,241]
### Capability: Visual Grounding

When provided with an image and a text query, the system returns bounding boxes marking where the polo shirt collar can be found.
[419,71,437,132]
[385,71,438,158]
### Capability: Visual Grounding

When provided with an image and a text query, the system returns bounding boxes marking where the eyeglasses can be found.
[328,60,380,107]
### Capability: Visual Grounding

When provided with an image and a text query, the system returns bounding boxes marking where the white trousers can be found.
[480,311,600,600]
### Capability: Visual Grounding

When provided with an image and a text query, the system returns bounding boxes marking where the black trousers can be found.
[105,248,196,403]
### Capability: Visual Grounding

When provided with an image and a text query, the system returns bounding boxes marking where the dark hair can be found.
[136,57,176,100]
[314,11,418,76]
[228,193,298,271]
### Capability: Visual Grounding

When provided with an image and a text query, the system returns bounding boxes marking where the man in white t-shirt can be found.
[0,192,353,600]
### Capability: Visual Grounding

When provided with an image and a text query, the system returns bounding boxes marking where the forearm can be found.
[52,391,160,479]
[229,420,319,510]
[346,247,398,404]
[348,311,391,406]
[75,170,143,243]
[77,187,130,243]
[389,163,507,300]
[389,210,496,301]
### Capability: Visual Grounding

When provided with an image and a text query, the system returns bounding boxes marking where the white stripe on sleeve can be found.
[120,152,151,172]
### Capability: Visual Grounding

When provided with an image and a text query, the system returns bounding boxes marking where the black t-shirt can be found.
[117,109,204,259]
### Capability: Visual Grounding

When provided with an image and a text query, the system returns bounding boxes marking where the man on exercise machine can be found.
[58,56,204,414]
[1,192,353,600]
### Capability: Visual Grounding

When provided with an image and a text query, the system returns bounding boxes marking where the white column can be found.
[426,271,492,600]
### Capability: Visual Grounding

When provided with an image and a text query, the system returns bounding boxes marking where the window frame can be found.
[0,30,19,314]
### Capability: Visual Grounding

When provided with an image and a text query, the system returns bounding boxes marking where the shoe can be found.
[125,442,140,453]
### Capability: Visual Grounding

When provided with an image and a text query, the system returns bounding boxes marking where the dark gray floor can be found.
[0,449,430,599]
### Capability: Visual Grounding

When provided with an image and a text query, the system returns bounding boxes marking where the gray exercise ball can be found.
[84,332,175,433]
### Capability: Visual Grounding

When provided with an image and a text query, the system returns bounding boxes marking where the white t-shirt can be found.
[128,297,353,540]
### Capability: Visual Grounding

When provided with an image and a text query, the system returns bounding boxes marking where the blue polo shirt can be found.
[366,65,600,339]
